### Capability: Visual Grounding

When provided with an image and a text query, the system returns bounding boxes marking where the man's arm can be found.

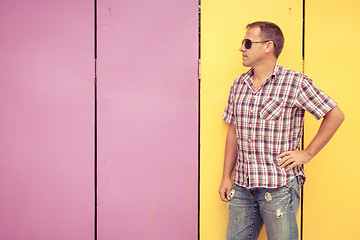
[219,124,238,202]
[278,105,345,170]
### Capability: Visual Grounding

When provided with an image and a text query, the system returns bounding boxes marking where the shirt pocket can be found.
[259,98,284,121]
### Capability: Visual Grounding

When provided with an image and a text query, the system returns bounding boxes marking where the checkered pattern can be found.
[223,62,337,188]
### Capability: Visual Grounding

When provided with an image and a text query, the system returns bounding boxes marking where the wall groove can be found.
[94,0,98,239]
[301,1,305,239]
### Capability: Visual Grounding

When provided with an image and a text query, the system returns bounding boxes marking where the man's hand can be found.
[219,178,233,202]
[277,150,312,171]
[278,106,344,171]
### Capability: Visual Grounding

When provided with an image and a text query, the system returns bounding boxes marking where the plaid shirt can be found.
[223,62,337,188]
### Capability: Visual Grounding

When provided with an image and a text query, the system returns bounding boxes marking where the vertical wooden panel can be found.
[200,1,303,239]
[0,1,94,239]
[97,0,198,239]
[304,0,360,239]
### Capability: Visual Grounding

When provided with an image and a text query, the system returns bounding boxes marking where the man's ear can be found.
[264,41,275,55]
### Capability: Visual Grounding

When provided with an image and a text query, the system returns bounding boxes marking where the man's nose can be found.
[239,44,246,52]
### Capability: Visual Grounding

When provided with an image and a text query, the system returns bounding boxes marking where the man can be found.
[219,21,344,240]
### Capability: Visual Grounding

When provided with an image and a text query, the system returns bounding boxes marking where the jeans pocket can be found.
[284,177,301,197]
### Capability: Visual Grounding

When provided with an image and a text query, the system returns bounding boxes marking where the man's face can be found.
[240,27,268,67]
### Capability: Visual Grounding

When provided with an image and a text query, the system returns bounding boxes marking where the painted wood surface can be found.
[0,0,94,239]
[200,1,303,239]
[303,0,360,239]
[97,0,199,239]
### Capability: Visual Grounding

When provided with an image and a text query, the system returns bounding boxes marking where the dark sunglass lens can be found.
[245,39,252,49]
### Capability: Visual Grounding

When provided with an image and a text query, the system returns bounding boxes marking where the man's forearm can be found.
[305,105,345,158]
[278,105,345,170]
[219,124,238,202]
[222,124,238,179]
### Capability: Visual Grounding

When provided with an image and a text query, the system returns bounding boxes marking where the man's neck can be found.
[252,60,277,83]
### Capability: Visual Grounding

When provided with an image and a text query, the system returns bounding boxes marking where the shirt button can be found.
[249,124,252,127]
[248,139,251,142]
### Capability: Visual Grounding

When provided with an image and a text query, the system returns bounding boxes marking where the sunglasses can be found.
[242,39,276,49]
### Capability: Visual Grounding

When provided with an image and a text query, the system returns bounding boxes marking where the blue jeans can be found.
[226,177,301,240]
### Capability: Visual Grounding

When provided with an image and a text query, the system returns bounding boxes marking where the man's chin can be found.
[242,61,251,67]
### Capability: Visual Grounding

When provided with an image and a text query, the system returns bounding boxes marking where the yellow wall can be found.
[201,1,360,239]
[303,0,360,239]
[200,1,303,239]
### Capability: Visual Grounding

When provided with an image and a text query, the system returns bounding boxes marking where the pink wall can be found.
[0,0,198,239]
[97,0,198,239]
[0,0,94,239]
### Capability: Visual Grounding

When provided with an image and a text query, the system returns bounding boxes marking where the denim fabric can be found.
[226,177,301,240]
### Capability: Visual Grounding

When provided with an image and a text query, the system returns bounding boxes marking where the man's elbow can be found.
[325,105,345,124]
[338,108,345,124]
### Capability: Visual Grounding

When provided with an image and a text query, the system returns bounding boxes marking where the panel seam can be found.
[300,0,305,239]
[198,1,201,239]
[94,0,98,239]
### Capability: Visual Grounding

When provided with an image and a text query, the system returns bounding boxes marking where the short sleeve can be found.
[222,81,237,125]
[295,77,337,120]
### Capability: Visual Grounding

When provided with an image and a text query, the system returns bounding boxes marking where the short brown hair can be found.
[246,21,284,58]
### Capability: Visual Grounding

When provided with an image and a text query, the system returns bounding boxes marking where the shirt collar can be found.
[242,62,281,83]
[271,62,281,79]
